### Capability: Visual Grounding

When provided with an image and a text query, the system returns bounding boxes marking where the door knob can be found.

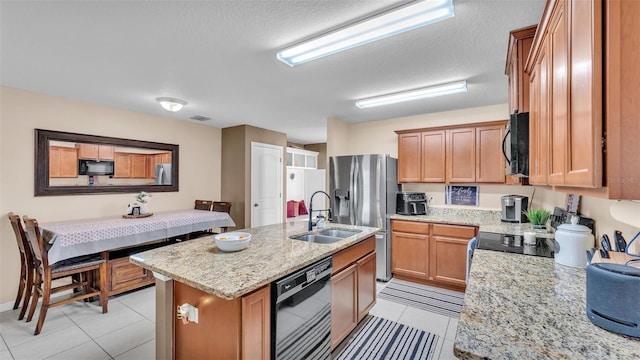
[254,203,259,207]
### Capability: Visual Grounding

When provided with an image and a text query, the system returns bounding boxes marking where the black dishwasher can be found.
[271,257,332,360]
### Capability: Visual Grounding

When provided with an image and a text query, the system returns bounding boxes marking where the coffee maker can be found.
[501,195,528,223]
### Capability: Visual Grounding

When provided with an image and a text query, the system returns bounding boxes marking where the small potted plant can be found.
[526,208,551,233]
[136,191,152,214]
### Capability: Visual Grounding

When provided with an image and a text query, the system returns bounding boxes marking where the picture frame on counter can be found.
[445,185,479,206]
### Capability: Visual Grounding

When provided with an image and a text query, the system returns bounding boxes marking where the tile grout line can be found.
[44,309,115,360]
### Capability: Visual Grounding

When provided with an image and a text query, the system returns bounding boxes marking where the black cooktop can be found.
[476,231,554,258]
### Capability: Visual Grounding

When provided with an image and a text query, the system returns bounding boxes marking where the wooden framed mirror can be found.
[35,129,179,196]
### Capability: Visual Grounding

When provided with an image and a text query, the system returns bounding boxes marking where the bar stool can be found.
[7,213,34,320]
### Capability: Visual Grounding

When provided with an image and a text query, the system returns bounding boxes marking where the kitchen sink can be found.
[317,229,360,238]
[290,228,361,244]
[291,234,343,244]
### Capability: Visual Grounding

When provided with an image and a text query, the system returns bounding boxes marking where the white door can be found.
[251,142,283,227]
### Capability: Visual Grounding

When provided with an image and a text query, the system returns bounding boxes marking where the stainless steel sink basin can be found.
[317,229,360,239]
[291,234,343,244]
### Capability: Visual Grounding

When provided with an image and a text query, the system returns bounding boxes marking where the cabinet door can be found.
[49,148,61,178]
[548,0,568,185]
[391,231,429,279]
[421,130,446,182]
[98,145,114,160]
[331,263,357,350]
[109,257,152,293]
[430,224,476,287]
[131,154,147,178]
[357,251,376,321]
[76,143,99,159]
[475,125,505,183]
[146,155,157,179]
[397,132,422,182]
[114,153,131,177]
[529,39,551,185]
[565,0,602,187]
[242,285,270,360]
[50,147,78,178]
[446,128,476,182]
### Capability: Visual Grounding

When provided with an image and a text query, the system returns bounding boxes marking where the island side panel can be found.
[153,273,173,360]
[174,281,242,359]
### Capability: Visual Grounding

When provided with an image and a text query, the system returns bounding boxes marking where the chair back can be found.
[194,200,213,211]
[8,213,31,262]
[22,216,48,270]
[213,201,231,214]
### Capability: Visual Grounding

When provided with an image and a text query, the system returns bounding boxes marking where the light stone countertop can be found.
[129,221,379,300]
[391,207,555,238]
[455,250,640,359]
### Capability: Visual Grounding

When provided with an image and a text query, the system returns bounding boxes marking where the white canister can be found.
[554,216,594,268]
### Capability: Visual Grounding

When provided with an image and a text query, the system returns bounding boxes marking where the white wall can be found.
[0,87,222,305]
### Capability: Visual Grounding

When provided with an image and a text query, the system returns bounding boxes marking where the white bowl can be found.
[214,232,251,252]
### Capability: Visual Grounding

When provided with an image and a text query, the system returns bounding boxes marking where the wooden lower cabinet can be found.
[391,220,476,291]
[331,236,376,350]
[108,256,154,295]
[174,282,270,360]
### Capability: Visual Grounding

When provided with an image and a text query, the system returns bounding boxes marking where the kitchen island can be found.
[456,249,640,359]
[130,220,379,359]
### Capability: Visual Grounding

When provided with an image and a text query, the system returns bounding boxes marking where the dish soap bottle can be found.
[316,215,325,229]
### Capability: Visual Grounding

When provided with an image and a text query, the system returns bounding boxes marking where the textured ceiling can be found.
[1,0,545,144]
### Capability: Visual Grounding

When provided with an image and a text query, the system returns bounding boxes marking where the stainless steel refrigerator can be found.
[329,154,399,281]
[155,164,172,185]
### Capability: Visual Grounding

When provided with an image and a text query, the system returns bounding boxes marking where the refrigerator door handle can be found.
[352,157,360,225]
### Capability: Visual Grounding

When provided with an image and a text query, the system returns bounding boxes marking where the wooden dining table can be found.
[40,209,236,264]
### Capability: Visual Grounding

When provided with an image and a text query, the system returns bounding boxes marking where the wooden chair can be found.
[183,200,215,240]
[22,216,108,335]
[7,213,34,320]
[212,201,232,233]
[194,199,213,211]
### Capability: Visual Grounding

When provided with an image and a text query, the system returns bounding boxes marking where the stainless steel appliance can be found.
[330,154,399,281]
[502,112,529,176]
[396,192,427,215]
[78,159,114,176]
[155,163,172,185]
[272,257,332,360]
[501,195,528,223]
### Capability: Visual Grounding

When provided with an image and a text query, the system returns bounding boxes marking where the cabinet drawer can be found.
[109,257,153,292]
[432,224,477,238]
[392,220,430,234]
[332,236,375,274]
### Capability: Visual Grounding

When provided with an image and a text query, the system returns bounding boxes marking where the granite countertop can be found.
[129,221,378,300]
[455,250,640,359]
[391,207,555,238]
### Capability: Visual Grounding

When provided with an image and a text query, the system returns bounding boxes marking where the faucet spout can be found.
[308,190,332,231]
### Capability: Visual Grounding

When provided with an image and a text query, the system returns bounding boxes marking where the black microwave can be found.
[502,112,529,177]
[78,159,114,176]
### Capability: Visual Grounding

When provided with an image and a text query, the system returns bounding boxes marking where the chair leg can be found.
[26,272,42,322]
[99,263,108,313]
[34,272,52,335]
[18,268,34,320]
[13,261,27,310]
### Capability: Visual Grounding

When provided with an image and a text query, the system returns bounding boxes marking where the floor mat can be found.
[378,278,464,318]
[336,315,439,360]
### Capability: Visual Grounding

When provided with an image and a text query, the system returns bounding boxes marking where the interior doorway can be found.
[250,142,283,227]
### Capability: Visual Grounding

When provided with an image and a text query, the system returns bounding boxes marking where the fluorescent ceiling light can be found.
[277,0,454,66]
[156,97,187,112]
[355,80,467,109]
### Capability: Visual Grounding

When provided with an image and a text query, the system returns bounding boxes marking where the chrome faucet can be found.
[308,191,332,231]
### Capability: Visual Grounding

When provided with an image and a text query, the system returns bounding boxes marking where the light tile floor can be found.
[0,281,459,360]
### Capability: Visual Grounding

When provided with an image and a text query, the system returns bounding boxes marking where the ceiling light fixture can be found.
[156,97,187,112]
[355,80,468,109]
[277,0,454,67]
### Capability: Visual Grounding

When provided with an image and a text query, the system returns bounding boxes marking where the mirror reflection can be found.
[49,141,173,187]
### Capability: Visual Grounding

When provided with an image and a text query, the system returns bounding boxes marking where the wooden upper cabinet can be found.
[421,130,446,182]
[528,39,550,186]
[506,25,537,113]
[130,154,147,178]
[446,128,476,183]
[77,144,115,160]
[565,0,602,187]
[114,153,131,178]
[476,125,506,183]
[49,146,78,178]
[397,133,422,182]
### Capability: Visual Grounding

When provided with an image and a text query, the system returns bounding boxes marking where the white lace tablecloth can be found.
[40,209,236,264]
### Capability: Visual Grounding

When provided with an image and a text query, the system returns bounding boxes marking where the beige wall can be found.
[327,103,640,252]
[0,87,222,305]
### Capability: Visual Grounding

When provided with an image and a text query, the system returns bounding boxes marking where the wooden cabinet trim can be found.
[395,120,509,135]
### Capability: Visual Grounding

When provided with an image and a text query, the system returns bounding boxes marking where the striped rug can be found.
[336,316,439,360]
[378,279,464,318]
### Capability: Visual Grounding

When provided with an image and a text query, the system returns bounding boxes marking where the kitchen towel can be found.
[378,278,464,318]
[336,315,438,360]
